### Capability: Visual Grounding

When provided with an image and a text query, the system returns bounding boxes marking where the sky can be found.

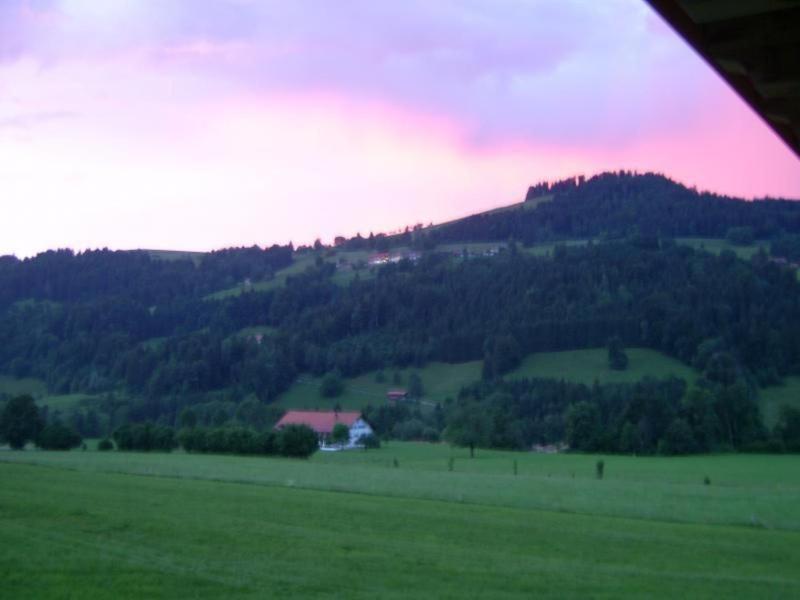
[1,0,799,257]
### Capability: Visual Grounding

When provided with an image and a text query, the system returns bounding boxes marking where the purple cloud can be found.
[0,0,715,146]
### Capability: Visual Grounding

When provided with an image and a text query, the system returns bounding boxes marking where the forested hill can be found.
[2,171,800,452]
[338,172,800,250]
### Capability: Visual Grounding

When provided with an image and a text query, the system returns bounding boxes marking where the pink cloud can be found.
[0,0,797,257]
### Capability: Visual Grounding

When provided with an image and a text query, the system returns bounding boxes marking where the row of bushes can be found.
[113,423,177,452]
[36,423,82,450]
[178,424,319,458]
[110,422,321,458]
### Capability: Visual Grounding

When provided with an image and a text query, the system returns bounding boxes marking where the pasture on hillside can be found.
[275,347,698,411]
[1,445,799,598]
[0,376,101,416]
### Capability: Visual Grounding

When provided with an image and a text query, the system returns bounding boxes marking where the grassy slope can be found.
[0,375,47,397]
[675,237,769,260]
[204,250,379,300]
[143,249,206,265]
[203,253,318,300]
[0,376,101,416]
[275,348,698,411]
[514,348,696,386]
[1,450,799,598]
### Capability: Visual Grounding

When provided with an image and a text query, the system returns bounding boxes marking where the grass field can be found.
[275,347,698,411]
[204,250,380,300]
[513,348,697,386]
[203,253,319,300]
[0,375,47,397]
[0,376,102,416]
[675,237,769,260]
[143,249,206,265]
[1,445,799,598]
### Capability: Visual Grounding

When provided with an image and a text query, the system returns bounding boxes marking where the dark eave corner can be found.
[646,0,800,159]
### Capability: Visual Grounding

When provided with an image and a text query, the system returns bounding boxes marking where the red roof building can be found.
[275,410,362,435]
[387,389,408,401]
[275,410,374,449]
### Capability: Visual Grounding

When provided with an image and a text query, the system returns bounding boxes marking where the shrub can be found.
[775,406,800,452]
[257,430,280,454]
[331,423,350,446]
[392,418,426,441]
[98,438,114,451]
[0,395,43,450]
[320,370,344,398]
[359,433,381,449]
[279,424,319,458]
[36,423,82,451]
[178,427,209,453]
[659,419,697,455]
[113,423,176,452]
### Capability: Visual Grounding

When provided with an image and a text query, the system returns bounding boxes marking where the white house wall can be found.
[347,418,374,447]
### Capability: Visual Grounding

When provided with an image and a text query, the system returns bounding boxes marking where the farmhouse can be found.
[275,410,374,448]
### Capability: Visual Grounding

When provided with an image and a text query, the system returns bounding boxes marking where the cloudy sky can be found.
[1,0,798,256]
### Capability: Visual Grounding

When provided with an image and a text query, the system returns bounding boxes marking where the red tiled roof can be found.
[387,389,407,397]
[275,411,361,434]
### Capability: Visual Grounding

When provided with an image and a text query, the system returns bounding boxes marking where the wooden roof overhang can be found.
[646,0,800,158]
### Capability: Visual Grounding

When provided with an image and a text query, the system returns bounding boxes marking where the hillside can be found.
[1,172,800,453]
[344,171,800,250]
[275,348,697,411]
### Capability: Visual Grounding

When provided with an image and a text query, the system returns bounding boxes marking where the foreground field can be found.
[2,443,799,529]
[1,446,799,598]
[276,347,698,410]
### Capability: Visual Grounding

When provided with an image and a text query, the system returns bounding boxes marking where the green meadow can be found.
[1,444,799,598]
[0,375,47,397]
[674,237,770,259]
[0,376,102,416]
[275,347,698,411]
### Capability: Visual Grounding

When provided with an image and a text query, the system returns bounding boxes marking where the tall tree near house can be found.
[445,400,491,458]
[0,395,43,450]
[331,423,350,447]
[565,401,601,451]
[320,370,344,398]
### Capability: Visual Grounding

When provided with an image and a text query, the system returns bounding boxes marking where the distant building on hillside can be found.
[368,252,422,267]
[386,389,408,403]
[275,410,373,449]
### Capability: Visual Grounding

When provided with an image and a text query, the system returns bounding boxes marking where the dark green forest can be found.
[2,172,800,453]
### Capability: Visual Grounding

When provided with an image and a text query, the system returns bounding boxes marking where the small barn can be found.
[386,389,408,402]
[275,410,373,449]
